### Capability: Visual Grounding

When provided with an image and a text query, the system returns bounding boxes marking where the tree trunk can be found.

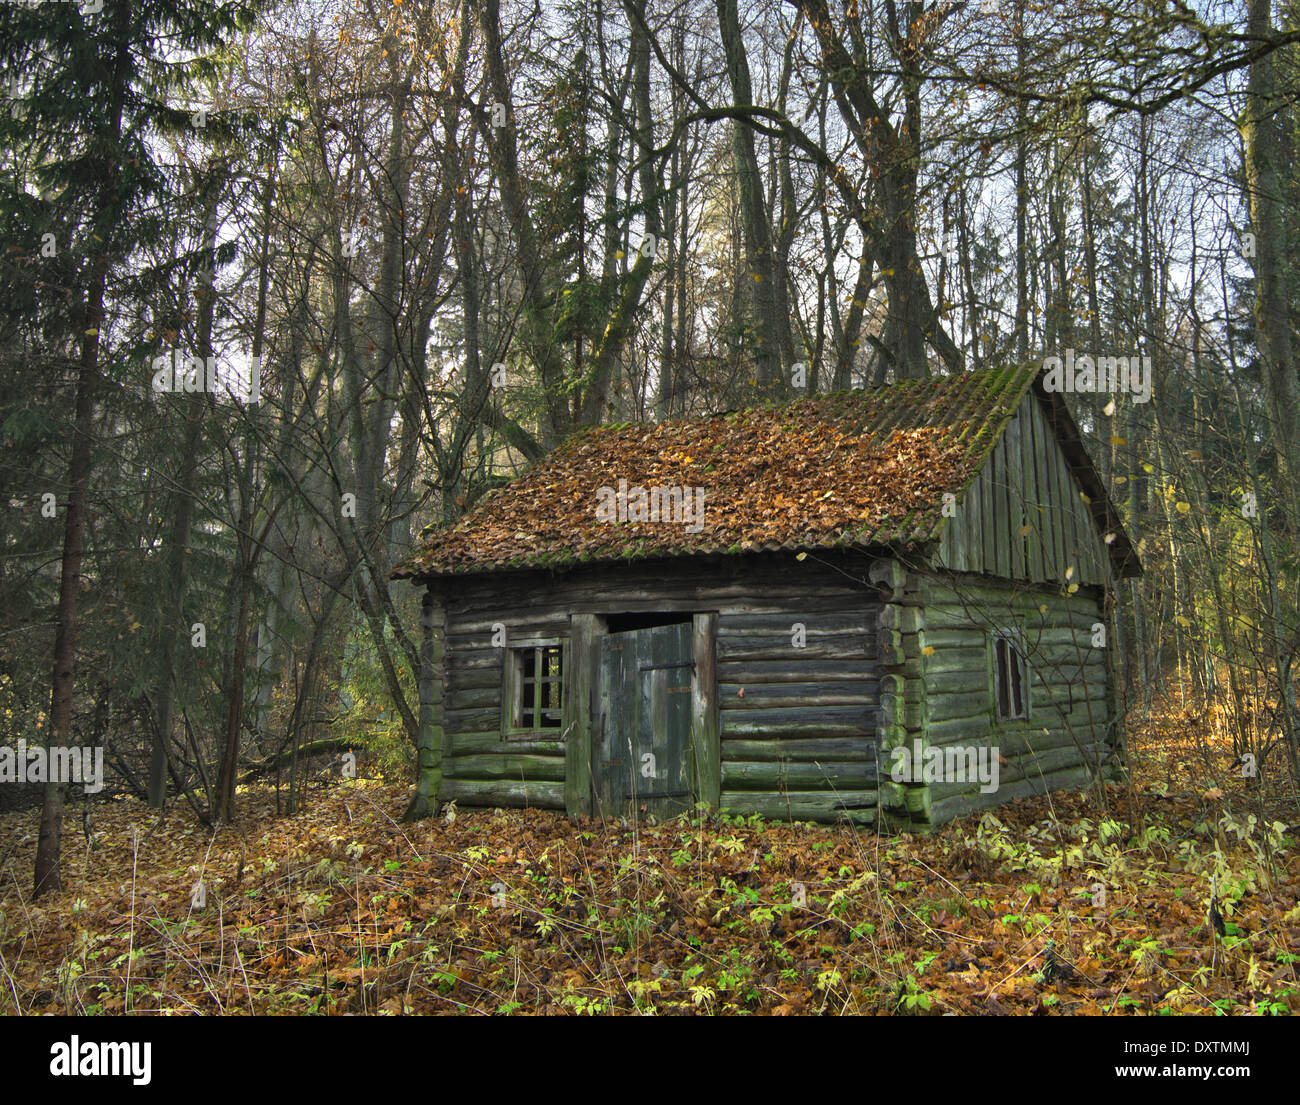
[1245,0,1300,527]
[34,3,130,897]
[1243,0,1300,776]
[1012,0,1029,361]
[149,189,221,807]
[716,0,790,395]
[34,273,100,898]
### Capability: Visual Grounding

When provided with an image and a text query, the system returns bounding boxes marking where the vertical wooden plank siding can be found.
[996,433,1013,578]
[1018,408,1044,581]
[1004,413,1026,579]
[980,448,998,572]
[1052,404,1080,586]
[935,395,1111,589]
[1030,394,1060,579]
[966,470,984,574]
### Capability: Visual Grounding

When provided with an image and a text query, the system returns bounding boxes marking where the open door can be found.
[599,621,695,818]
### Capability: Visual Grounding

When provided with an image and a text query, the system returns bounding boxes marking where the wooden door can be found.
[599,622,695,818]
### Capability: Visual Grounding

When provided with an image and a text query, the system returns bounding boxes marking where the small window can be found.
[505,643,565,734]
[993,633,1029,721]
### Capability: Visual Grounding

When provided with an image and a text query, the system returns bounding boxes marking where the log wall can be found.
[428,552,882,821]
[877,565,1118,826]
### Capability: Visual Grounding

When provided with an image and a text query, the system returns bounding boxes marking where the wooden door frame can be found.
[565,611,718,818]
[690,612,720,809]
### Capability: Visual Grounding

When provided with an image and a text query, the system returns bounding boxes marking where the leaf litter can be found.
[0,708,1296,1016]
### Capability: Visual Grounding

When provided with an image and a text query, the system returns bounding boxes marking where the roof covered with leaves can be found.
[393,364,1103,580]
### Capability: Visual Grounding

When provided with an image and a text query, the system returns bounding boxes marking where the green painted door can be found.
[600,622,695,818]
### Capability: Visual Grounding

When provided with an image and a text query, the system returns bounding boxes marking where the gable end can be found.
[934,388,1138,585]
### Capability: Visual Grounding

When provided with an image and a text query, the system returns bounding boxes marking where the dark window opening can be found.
[605,611,693,634]
[994,635,1029,721]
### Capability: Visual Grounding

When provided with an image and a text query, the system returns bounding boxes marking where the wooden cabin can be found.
[392,365,1140,828]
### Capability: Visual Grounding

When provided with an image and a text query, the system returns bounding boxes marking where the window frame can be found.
[991,629,1031,722]
[501,638,568,739]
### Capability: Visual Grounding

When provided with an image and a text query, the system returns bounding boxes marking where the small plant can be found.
[560,993,607,1015]
[689,983,716,1008]
[629,978,663,1011]
[896,973,931,1013]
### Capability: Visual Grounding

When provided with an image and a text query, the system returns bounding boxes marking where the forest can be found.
[0,0,1298,1019]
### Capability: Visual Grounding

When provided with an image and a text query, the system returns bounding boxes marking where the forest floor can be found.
[1,705,1297,1015]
